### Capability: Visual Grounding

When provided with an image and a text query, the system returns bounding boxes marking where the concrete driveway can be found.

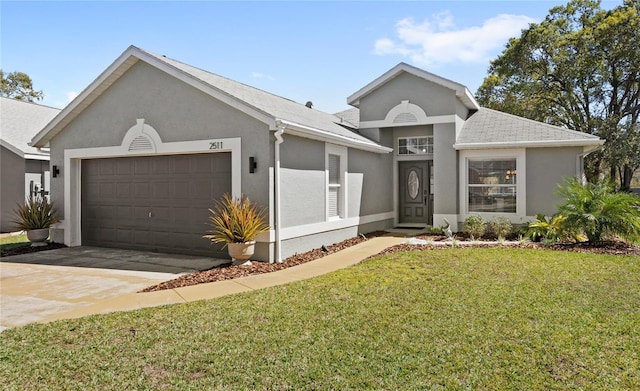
[0,246,226,331]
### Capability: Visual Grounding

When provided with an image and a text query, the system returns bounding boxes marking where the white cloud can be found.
[252,72,275,81]
[374,11,536,67]
[66,91,79,103]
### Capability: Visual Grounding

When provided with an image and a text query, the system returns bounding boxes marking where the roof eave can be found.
[275,119,392,154]
[347,62,480,110]
[454,139,605,150]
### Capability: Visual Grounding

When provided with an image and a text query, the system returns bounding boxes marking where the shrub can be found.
[526,214,566,243]
[429,226,444,235]
[463,215,486,240]
[12,195,59,230]
[556,177,640,242]
[203,193,270,247]
[489,217,513,240]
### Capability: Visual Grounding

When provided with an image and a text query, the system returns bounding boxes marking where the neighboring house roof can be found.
[455,108,604,150]
[347,62,480,111]
[0,96,60,160]
[32,46,391,154]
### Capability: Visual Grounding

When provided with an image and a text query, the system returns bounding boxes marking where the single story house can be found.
[1,97,60,232]
[31,46,603,262]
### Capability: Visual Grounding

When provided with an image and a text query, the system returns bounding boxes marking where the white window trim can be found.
[325,143,347,221]
[397,136,434,156]
[459,148,526,223]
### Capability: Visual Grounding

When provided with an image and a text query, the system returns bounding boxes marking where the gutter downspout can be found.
[273,121,285,263]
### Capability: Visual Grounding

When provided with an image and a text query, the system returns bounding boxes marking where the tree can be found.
[0,70,44,102]
[477,0,640,189]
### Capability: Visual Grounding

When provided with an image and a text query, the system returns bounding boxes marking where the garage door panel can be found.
[153,182,171,199]
[134,158,150,175]
[99,160,115,175]
[99,182,115,198]
[116,182,131,198]
[82,153,231,256]
[174,156,191,173]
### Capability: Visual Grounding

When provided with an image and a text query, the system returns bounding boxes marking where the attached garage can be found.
[81,152,231,256]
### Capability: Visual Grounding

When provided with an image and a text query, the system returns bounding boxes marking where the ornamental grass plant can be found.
[203,193,270,247]
[12,194,59,231]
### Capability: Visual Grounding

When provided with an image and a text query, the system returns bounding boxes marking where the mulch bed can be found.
[140,233,382,292]
[0,242,66,257]
[375,239,640,258]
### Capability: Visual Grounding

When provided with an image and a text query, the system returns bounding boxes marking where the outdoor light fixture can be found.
[249,156,257,173]
[52,165,60,178]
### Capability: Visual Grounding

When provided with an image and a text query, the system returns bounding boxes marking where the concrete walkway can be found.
[2,236,405,329]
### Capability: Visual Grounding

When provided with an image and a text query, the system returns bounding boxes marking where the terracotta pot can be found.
[227,241,255,265]
[27,228,49,247]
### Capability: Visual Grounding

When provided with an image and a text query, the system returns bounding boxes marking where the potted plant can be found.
[12,194,60,246]
[203,193,270,265]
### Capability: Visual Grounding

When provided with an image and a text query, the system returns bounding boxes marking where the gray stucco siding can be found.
[526,147,582,215]
[280,168,325,227]
[1,146,25,232]
[358,72,457,122]
[48,60,272,223]
[278,135,326,227]
[347,148,393,217]
[433,123,458,215]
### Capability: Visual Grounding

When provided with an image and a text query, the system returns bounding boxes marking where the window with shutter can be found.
[328,154,341,218]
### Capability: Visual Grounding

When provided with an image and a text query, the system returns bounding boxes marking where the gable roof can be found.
[455,108,603,149]
[347,62,480,111]
[0,96,60,159]
[32,46,391,154]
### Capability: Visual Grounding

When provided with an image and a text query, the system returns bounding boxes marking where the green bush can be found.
[463,215,486,240]
[429,226,444,235]
[526,214,567,243]
[489,217,513,240]
[556,177,640,243]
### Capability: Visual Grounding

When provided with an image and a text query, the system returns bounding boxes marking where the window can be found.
[328,154,341,218]
[468,159,517,213]
[326,144,347,220]
[398,136,433,155]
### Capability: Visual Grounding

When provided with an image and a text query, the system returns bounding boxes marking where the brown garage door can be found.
[81,153,231,256]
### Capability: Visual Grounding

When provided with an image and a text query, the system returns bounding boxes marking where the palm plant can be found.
[12,195,59,231]
[203,193,270,247]
[556,177,640,243]
[526,213,568,243]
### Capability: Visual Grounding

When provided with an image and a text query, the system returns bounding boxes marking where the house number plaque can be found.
[209,141,224,150]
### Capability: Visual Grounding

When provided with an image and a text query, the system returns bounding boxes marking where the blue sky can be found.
[0,1,621,114]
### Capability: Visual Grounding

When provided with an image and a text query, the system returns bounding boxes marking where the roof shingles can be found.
[1,97,60,157]
[457,108,601,146]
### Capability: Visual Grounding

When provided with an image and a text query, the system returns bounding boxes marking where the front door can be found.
[399,161,433,225]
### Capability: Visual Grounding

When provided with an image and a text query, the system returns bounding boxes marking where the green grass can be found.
[1,248,639,390]
[0,233,28,250]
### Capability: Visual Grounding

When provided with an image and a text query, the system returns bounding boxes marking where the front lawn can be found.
[1,248,638,390]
